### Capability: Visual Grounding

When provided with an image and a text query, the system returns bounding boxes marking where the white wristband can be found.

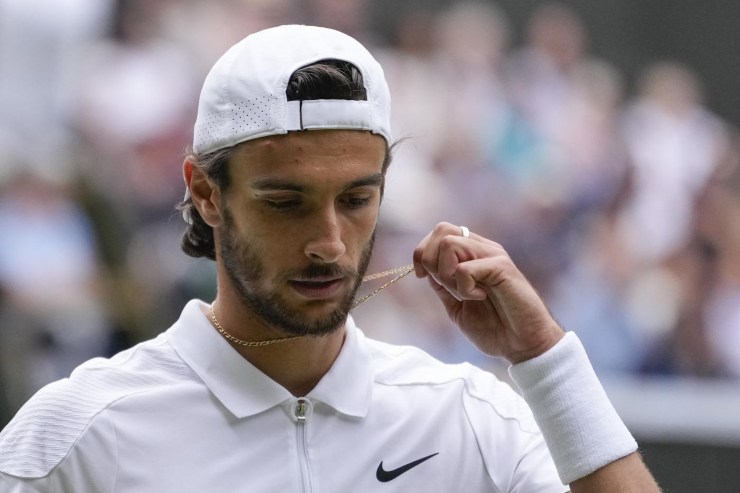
[508,332,637,485]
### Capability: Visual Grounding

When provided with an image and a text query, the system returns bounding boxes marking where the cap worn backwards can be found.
[193,24,392,155]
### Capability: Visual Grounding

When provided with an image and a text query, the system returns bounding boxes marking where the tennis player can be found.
[0,25,660,492]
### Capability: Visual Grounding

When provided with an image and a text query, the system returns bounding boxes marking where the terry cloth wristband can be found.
[508,332,638,485]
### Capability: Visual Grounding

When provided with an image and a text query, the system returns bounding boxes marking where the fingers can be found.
[426,276,463,319]
[412,222,465,282]
[454,259,490,300]
[413,222,500,301]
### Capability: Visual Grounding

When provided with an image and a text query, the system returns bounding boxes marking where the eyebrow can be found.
[251,173,384,192]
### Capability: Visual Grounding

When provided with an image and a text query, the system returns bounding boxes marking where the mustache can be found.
[288,263,360,280]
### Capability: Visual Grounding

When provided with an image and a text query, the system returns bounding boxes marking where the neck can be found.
[207,291,347,397]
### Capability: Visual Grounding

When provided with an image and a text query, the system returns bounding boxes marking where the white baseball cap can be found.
[192,24,392,155]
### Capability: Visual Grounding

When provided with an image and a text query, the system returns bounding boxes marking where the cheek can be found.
[346,213,378,251]
[254,222,313,269]
[356,217,378,243]
[222,205,283,263]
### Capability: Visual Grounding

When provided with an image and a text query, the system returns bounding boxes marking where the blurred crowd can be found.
[1,0,738,427]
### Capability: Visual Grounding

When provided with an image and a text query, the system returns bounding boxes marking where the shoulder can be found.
[0,333,193,479]
[365,334,506,392]
[365,336,538,432]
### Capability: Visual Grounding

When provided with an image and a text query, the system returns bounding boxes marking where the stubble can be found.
[219,208,375,337]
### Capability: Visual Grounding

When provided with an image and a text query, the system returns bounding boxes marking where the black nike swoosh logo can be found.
[376,452,439,482]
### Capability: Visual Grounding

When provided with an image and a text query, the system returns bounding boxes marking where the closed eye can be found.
[263,197,303,211]
[339,191,375,209]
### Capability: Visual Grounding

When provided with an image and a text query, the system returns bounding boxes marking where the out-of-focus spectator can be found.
[73,0,198,224]
[430,1,511,168]
[0,0,114,181]
[549,209,645,374]
[502,2,589,177]
[619,61,729,265]
[608,61,730,370]
[496,3,627,210]
[0,0,118,429]
[637,237,721,377]
[70,0,221,342]
[491,5,630,351]
[692,141,740,377]
[0,170,112,418]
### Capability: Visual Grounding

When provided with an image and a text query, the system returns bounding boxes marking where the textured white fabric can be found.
[0,300,565,492]
[0,335,189,479]
[193,25,392,154]
[509,332,638,484]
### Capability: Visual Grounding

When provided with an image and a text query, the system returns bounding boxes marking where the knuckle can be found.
[439,235,456,249]
[433,221,455,235]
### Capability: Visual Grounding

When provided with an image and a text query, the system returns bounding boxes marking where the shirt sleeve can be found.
[0,408,118,493]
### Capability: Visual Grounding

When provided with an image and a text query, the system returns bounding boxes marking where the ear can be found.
[184,158,223,227]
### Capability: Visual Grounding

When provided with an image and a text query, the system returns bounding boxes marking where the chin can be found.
[289,303,352,337]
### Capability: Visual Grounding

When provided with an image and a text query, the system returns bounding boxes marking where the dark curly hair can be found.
[177,59,393,260]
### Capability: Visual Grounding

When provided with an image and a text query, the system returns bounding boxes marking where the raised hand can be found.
[412,222,564,363]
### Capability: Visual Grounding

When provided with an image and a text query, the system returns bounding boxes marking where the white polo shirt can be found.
[0,300,565,492]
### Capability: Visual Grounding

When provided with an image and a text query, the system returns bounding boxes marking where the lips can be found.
[289,277,345,300]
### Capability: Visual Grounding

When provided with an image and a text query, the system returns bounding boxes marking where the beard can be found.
[219,209,374,337]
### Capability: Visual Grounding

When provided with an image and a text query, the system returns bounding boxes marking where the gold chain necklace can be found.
[210,264,414,347]
[210,304,302,347]
[351,264,414,308]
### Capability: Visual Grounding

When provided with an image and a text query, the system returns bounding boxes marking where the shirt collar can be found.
[167,300,374,419]
[306,315,373,418]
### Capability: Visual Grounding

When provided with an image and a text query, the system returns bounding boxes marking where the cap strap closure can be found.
[285,100,377,133]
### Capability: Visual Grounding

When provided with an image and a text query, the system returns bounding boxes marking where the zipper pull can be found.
[291,397,313,422]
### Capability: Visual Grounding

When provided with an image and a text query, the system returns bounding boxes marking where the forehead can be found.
[229,130,386,183]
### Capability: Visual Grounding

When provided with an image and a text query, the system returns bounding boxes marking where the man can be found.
[0,25,660,492]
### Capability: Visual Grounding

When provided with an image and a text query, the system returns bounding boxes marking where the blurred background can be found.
[1,0,739,490]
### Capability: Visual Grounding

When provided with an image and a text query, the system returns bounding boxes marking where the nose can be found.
[304,206,346,263]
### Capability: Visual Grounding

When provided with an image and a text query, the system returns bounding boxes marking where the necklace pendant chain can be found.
[362,264,415,282]
[210,304,302,347]
[352,263,414,308]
